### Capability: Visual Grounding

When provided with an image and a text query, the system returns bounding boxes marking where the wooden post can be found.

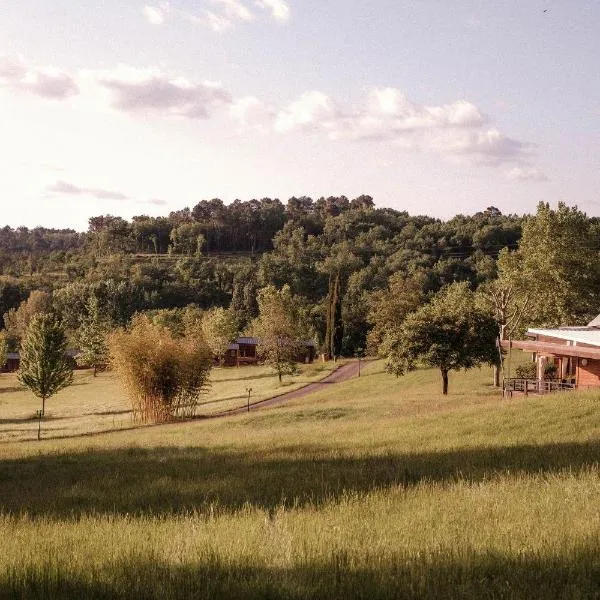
[36,409,42,441]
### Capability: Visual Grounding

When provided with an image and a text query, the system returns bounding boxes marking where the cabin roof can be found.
[527,327,600,348]
[233,337,316,347]
[588,314,600,327]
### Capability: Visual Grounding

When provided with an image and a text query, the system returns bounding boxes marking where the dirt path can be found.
[211,360,366,418]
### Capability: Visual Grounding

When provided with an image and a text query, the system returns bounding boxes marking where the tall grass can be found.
[1,360,599,598]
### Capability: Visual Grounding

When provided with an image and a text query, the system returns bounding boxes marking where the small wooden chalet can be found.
[1,352,20,373]
[501,316,600,393]
[1,350,79,373]
[222,337,316,367]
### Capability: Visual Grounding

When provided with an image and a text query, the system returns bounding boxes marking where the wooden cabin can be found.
[501,319,600,393]
[222,337,316,367]
[1,352,20,373]
[1,350,79,373]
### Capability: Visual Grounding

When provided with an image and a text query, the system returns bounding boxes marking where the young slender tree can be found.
[75,296,110,376]
[18,313,73,415]
[252,285,308,383]
[201,307,239,363]
[382,282,498,395]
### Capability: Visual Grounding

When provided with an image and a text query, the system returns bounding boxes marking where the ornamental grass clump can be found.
[109,315,212,423]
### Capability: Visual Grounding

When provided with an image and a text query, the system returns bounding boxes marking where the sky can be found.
[0,0,599,230]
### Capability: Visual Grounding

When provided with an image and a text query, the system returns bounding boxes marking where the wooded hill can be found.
[2,197,597,358]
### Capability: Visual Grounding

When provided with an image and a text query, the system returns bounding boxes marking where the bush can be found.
[515,362,537,379]
[109,315,212,423]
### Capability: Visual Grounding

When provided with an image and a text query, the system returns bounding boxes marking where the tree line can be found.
[3,199,600,397]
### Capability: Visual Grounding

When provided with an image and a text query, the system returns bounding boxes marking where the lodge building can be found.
[501,316,600,392]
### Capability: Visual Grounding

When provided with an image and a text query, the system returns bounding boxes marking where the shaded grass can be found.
[2,546,600,600]
[1,439,600,517]
[1,356,600,598]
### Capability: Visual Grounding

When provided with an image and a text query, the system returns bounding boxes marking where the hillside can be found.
[1,362,599,598]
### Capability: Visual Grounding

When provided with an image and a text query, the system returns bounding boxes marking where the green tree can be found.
[502,202,600,327]
[317,242,361,358]
[252,285,308,383]
[75,297,110,376]
[476,265,531,386]
[367,272,425,355]
[202,307,239,362]
[382,282,498,395]
[18,313,73,415]
[3,290,53,350]
[169,222,206,256]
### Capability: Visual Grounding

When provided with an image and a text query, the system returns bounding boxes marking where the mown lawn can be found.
[0,360,342,442]
[0,360,599,599]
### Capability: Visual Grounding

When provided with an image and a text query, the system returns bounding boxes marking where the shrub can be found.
[109,315,212,423]
[515,361,537,379]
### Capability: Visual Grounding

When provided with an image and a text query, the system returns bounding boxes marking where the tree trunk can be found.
[41,396,46,416]
[441,369,449,395]
[493,365,500,387]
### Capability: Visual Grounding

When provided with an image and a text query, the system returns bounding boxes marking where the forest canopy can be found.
[1,198,596,359]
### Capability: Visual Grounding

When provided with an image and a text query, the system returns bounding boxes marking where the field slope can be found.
[1,362,599,599]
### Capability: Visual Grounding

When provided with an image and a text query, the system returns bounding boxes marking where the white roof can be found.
[527,327,600,347]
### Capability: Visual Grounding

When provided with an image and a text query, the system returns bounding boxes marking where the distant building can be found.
[1,352,20,373]
[1,350,79,373]
[222,337,316,367]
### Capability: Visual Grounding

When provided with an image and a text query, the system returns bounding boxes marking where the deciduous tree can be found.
[502,202,600,327]
[382,282,498,395]
[252,285,309,383]
[202,307,239,362]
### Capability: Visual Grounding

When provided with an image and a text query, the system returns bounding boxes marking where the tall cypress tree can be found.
[18,313,73,416]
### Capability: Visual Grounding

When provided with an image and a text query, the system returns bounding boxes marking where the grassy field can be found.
[0,360,343,442]
[1,360,600,598]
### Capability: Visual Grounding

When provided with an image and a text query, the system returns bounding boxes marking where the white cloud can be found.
[148,0,288,31]
[0,55,78,99]
[507,167,549,182]
[335,88,486,140]
[199,10,234,32]
[94,65,231,118]
[143,5,167,25]
[213,0,254,21]
[255,0,290,22]
[47,180,129,201]
[275,87,528,166]
[47,181,171,205]
[230,96,273,128]
[275,91,337,133]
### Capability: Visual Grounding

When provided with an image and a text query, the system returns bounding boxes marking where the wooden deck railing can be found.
[503,378,576,396]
